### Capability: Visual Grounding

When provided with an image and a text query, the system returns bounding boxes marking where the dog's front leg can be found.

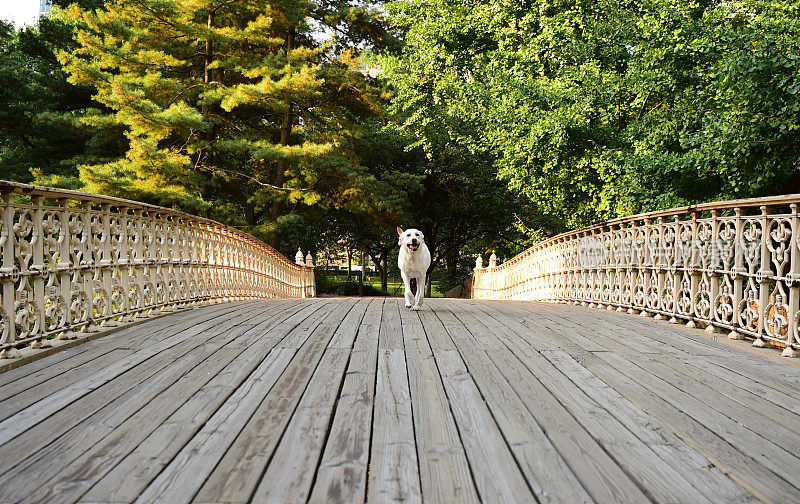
[411,274,425,310]
[401,271,414,308]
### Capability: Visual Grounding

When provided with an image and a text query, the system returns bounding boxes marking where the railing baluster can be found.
[786,204,800,357]
[30,196,46,348]
[687,212,700,328]
[1,193,18,358]
[473,196,800,357]
[706,210,721,334]
[754,206,771,347]
[0,181,314,360]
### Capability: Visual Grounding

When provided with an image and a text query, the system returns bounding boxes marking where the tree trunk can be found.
[369,248,389,293]
[381,249,388,293]
[269,27,295,250]
[347,247,352,281]
[358,250,365,297]
[201,11,217,184]
[204,13,214,85]
[245,202,256,225]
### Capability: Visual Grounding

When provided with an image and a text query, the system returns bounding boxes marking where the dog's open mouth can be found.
[407,243,419,251]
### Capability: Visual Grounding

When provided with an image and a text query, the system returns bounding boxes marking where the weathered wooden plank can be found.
[446,301,503,350]
[251,348,351,502]
[487,302,800,503]
[456,302,711,504]
[0,301,241,389]
[417,306,536,503]
[480,347,649,503]
[557,308,800,421]
[7,297,800,504]
[137,299,356,504]
[0,302,288,502]
[436,302,594,504]
[542,349,758,504]
[19,300,326,504]
[683,355,800,415]
[309,299,382,504]
[250,300,370,502]
[326,298,370,349]
[398,306,480,504]
[580,316,800,438]
[377,298,404,350]
[467,303,651,504]
[0,302,264,465]
[552,303,800,395]
[581,350,800,503]
[79,300,330,504]
[367,300,422,504]
[537,306,800,481]
[0,301,250,420]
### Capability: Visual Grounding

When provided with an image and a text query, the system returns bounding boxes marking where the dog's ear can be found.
[396,226,404,236]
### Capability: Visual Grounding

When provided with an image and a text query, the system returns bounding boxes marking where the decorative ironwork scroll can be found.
[473,196,800,357]
[0,181,315,358]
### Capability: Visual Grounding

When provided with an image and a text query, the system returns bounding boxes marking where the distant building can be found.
[40,0,52,17]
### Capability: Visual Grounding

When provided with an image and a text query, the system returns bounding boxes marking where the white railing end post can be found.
[295,247,304,265]
[475,255,484,270]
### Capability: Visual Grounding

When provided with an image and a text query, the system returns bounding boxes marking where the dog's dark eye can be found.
[415,233,419,236]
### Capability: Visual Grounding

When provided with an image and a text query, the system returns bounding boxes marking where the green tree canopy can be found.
[61,0,396,247]
[381,0,800,231]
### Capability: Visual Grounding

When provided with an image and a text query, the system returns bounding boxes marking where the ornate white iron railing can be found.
[473,194,800,357]
[0,180,315,359]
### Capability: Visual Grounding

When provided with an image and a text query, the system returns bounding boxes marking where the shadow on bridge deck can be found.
[0,298,798,503]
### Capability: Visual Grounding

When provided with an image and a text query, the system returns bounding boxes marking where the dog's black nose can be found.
[411,239,418,244]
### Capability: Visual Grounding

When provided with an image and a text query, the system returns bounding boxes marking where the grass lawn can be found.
[321,274,447,297]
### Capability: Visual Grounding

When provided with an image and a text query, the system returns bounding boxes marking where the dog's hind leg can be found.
[401,271,414,308]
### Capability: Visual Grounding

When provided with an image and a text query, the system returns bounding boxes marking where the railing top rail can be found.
[0,179,300,269]
[491,192,800,270]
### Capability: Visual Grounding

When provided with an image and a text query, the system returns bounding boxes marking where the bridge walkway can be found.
[0,298,798,503]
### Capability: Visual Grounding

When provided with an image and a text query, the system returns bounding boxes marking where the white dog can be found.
[397,227,431,310]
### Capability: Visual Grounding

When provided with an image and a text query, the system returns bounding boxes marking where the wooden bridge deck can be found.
[1,298,799,504]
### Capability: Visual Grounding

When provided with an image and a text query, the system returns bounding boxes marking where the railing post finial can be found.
[295,247,304,265]
[475,255,483,270]
[305,252,314,267]
[489,250,497,268]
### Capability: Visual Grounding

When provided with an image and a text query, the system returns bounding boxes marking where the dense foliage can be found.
[0,1,116,186]
[379,0,800,231]
[1,0,798,274]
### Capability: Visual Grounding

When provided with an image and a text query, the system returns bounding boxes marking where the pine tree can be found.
[62,0,392,248]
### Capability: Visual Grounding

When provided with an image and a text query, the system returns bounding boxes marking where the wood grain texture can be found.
[437,303,593,504]
[367,300,422,504]
[0,302,284,503]
[2,298,799,504]
[0,302,247,421]
[59,300,326,504]
[250,300,369,503]
[417,308,535,504]
[491,300,800,503]
[0,302,263,482]
[399,305,480,504]
[309,299,382,504]
[529,304,800,484]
